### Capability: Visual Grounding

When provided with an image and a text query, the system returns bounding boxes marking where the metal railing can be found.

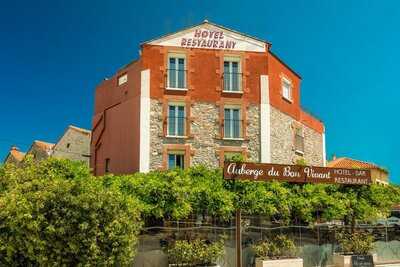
[166,69,187,89]
[223,119,243,139]
[223,72,243,92]
[133,218,400,267]
[166,116,187,137]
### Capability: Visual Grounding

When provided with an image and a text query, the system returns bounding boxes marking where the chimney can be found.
[332,154,337,160]
[10,146,19,151]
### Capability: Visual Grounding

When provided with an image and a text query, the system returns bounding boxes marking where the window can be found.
[66,143,70,149]
[224,107,241,139]
[105,158,110,173]
[294,128,304,154]
[223,57,241,92]
[168,152,185,169]
[168,54,186,89]
[118,74,128,86]
[282,78,292,101]
[168,104,185,136]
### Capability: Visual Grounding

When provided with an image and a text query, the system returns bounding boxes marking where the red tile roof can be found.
[33,140,55,151]
[327,157,388,173]
[9,148,26,162]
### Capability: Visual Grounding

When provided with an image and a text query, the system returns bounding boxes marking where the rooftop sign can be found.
[147,23,267,52]
[223,162,372,185]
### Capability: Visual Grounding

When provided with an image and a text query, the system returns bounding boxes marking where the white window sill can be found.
[222,90,243,94]
[282,96,293,103]
[166,87,188,91]
[295,150,304,155]
[166,135,187,139]
[223,137,244,141]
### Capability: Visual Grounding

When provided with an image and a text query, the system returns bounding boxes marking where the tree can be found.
[104,166,235,222]
[0,158,142,266]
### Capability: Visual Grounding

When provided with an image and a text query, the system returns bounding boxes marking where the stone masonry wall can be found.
[150,100,323,170]
[270,106,324,166]
[52,130,91,164]
[149,99,260,170]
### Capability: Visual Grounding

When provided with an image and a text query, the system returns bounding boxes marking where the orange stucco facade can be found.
[91,22,325,175]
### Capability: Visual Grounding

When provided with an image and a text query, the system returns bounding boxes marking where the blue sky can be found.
[0,1,399,182]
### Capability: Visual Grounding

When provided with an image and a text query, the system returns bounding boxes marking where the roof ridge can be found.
[68,125,91,134]
[142,20,271,46]
[34,140,55,146]
[342,157,380,168]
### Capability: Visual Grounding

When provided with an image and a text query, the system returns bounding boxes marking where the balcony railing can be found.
[167,116,187,137]
[223,119,243,139]
[223,72,243,92]
[166,69,187,90]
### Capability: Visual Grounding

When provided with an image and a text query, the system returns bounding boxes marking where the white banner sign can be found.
[149,26,266,52]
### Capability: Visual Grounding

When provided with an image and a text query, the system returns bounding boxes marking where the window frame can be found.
[223,56,242,93]
[223,105,242,140]
[167,53,187,90]
[281,77,293,102]
[218,147,247,167]
[167,150,185,169]
[105,158,110,173]
[294,126,305,155]
[118,73,128,86]
[167,102,186,137]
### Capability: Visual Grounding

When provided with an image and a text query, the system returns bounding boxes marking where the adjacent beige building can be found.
[327,156,389,185]
[4,146,26,165]
[3,125,91,165]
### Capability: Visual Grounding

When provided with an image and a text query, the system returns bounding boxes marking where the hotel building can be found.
[91,21,326,175]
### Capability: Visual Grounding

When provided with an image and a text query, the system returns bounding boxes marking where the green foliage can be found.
[252,235,297,260]
[231,180,292,224]
[336,230,374,255]
[165,238,224,265]
[1,158,399,265]
[229,154,245,163]
[289,184,347,224]
[105,166,235,221]
[0,158,142,266]
[295,158,307,166]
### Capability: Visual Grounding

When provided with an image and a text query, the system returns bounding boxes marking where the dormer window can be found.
[167,54,187,90]
[282,77,292,102]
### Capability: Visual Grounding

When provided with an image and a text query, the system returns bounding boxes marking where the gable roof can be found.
[28,140,55,154]
[327,157,388,173]
[53,125,91,152]
[68,125,91,135]
[4,146,26,163]
[143,20,270,52]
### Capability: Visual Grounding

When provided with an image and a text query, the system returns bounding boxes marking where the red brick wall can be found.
[141,44,268,104]
[91,44,325,174]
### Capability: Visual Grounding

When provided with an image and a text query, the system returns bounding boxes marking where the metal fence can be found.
[132,215,400,267]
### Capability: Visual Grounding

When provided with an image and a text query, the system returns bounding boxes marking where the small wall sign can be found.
[223,162,372,185]
[351,255,374,267]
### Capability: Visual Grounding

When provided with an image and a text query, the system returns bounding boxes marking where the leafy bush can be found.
[336,230,374,255]
[165,238,224,266]
[0,158,142,266]
[252,235,297,260]
[105,166,235,221]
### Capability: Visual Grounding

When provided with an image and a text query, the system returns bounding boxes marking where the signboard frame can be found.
[351,254,374,267]
[223,162,372,185]
[224,161,372,267]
